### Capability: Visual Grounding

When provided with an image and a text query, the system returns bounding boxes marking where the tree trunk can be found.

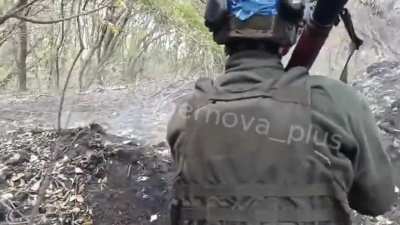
[17,0,28,91]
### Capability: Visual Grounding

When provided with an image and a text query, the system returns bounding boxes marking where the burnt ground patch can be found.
[0,124,173,225]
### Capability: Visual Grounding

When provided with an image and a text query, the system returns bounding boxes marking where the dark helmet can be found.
[205,0,306,47]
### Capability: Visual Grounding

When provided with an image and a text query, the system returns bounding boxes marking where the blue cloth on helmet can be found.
[229,0,280,21]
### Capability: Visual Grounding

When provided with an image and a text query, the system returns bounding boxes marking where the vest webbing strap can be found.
[176,183,336,199]
[181,207,342,223]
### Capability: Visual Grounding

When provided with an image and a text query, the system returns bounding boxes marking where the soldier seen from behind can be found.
[167,0,397,224]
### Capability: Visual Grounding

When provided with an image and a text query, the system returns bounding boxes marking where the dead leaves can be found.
[0,127,105,224]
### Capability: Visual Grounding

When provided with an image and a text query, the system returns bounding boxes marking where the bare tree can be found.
[16,0,29,91]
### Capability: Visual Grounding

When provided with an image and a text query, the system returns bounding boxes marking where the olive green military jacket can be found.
[167,50,396,224]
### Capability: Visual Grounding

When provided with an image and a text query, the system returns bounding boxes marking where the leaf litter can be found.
[0,124,173,225]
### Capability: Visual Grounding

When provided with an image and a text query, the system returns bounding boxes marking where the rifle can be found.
[286,0,363,83]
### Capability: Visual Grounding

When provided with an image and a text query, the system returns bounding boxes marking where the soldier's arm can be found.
[167,110,184,157]
[167,78,214,157]
[167,95,191,160]
[346,96,396,216]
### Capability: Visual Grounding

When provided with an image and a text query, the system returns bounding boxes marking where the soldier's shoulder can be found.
[309,75,352,91]
[172,78,216,110]
[172,78,214,104]
[309,75,362,98]
[194,77,215,94]
[308,75,367,111]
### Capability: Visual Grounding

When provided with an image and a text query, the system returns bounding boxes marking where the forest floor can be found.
[0,123,172,225]
[0,83,183,225]
[0,70,400,224]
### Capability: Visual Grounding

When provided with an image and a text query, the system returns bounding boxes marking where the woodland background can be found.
[0,1,400,225]
[0,0,224,94]
[1,0,400,93]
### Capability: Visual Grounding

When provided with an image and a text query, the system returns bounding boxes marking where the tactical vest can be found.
[171,68,350,225]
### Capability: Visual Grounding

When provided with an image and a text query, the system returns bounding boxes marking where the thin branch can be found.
[0,72,15,89]
[0,24,18,48]
[0,0,42,25]
[10,0,42,15]
[55,0,66,89]
[12,5,108,25]
[57,0,85,131]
